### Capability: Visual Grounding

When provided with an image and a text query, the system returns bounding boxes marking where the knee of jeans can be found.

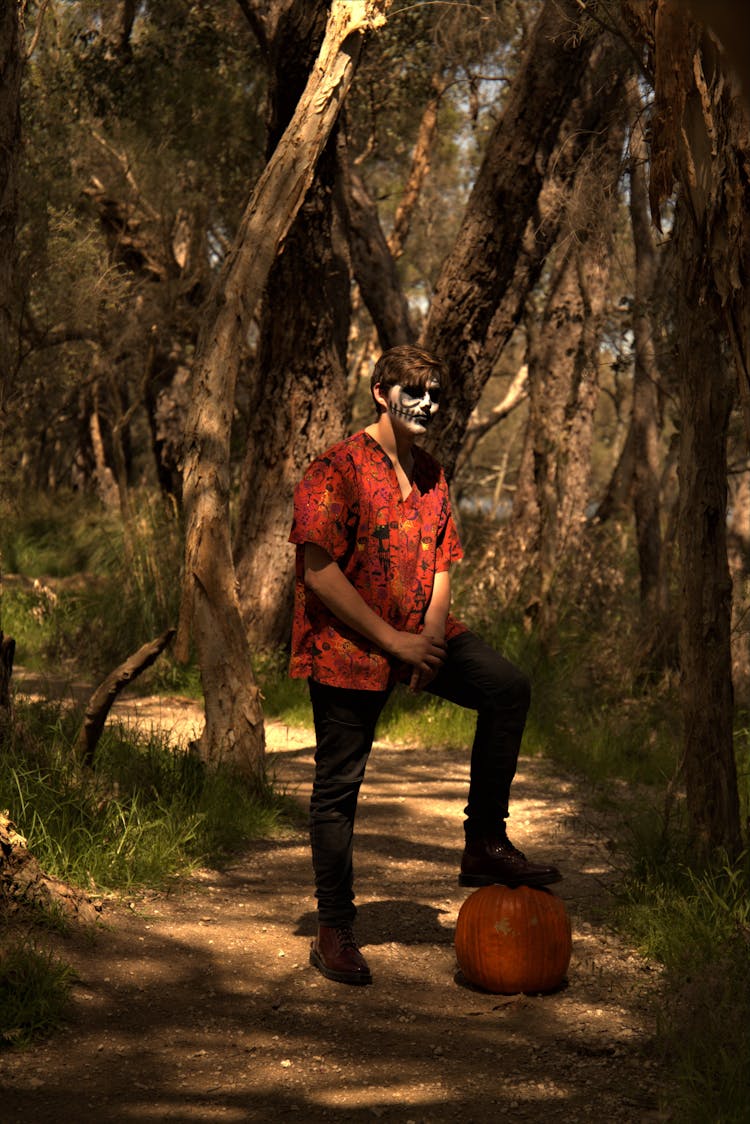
[492,668,531,714]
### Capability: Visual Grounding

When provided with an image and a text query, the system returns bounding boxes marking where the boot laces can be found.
[497,833,527,860]
[335,925,358,951]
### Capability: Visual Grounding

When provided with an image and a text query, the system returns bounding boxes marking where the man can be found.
[289,345,561,986]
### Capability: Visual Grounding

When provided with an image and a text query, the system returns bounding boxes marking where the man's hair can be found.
[369,345,445,413]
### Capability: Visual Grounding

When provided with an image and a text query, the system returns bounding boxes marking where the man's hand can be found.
[386,631,446,693]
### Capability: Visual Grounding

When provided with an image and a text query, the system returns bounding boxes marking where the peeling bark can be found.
[233,0,351,654]
[624,0,747,855]
[177,0,391,780]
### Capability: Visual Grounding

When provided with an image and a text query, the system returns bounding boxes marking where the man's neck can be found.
[366,413,416,471]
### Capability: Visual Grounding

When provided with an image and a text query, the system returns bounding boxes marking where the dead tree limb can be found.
[77,628,176,766]
[0,811,101,925]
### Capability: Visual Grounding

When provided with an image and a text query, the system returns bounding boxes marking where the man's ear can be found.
[372,381,389,412]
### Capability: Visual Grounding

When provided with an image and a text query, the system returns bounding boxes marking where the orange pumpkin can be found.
[455,884,571,994]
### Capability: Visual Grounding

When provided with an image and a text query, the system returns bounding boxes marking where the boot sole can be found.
[459,871,563,888]
[309,946,373,986]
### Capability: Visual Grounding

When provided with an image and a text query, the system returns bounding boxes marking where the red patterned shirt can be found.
[289,430,465,690]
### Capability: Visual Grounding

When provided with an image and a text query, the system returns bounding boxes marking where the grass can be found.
[2,698,298,895]
[617,852,750,1123]
[0,942,76,1047]
[0,489,187,688]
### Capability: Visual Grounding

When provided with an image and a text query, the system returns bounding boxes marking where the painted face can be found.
[385,381,441,434]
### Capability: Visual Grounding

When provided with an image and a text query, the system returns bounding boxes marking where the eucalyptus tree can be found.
[0,0,23,727]
[232,0,352,656]
[621,0,749,856]
[176,0,392,780]
[0,0,23,443]
[524,99,627,644]
[421,0,611,478]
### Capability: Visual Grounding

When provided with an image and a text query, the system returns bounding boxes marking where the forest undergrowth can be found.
[1,491,749,1121]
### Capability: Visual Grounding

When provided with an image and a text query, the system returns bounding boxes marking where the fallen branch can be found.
[77,628,176,767]
[0,811,101,925]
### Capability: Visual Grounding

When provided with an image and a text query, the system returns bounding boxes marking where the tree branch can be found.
[77,629,176,767]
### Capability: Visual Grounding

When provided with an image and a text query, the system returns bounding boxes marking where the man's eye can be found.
[402,385,441,403]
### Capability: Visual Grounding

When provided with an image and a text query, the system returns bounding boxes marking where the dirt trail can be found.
[2,692,668,1122]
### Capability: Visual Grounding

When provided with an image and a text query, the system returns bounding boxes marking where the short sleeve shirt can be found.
[289,431,466,690]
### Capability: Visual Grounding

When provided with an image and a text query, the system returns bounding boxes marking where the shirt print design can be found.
[289,430,465,690]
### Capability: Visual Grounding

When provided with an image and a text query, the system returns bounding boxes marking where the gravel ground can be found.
[2,697,670,1122]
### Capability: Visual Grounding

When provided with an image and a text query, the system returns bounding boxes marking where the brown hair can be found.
[370,345,445,412]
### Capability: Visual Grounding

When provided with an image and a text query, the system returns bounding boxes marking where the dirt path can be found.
[2,695,668,1122]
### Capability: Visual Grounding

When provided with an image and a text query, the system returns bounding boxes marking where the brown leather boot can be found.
[310,924,373,985]
[460,832,562,888]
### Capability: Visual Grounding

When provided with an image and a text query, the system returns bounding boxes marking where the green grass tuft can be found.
[0,942,76,1048]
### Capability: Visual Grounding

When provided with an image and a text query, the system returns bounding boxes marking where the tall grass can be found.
[0,942,76,1047]
[618,853,750,1124]
[0,489,196,693]
[2,698,298,895]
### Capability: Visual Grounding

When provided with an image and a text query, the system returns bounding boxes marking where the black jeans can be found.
[308,630,531,926]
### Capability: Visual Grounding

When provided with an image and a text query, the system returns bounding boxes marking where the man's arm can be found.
[422,567,451,641]
[304,543,446,675]
[410,567,451,692]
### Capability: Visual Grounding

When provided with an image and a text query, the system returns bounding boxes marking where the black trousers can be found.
[308,630,531,926]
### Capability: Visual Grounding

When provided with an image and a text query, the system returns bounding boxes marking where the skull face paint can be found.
[385,381,441,434]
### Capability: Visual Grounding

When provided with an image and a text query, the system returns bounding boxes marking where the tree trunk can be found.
[0,0,22,430]
[0,630,15,730]
[628,77,666,627]
[459,38,630,441]
[493,69,626,614]
[421,0,605,477]
[338,154,415,350]
[528,232,611,641]
[77,629,176,767]
[176,0,390,781]
[343,71,446,394]
[339,70,446,352]
[727,469,750,704]
[676,213,741,858]
[387,72,445,261]
[624,0,746,853]
[233,0,352,654]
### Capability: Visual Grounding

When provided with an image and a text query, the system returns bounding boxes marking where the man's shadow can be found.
[294,899,454,946]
